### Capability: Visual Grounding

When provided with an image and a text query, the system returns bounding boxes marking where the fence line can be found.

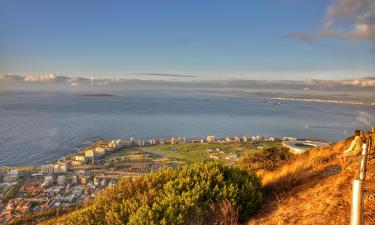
[350,127,374,225]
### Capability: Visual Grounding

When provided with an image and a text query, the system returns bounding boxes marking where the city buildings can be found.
[148,139,157,145]
[108,142,115,148]
[41,164,54,174]
[54,163,68,173]
[75,155,86,163]
[3,169,18,183]
[282,136,298,141]
[95,146,106,156]
[137,140,145,147]
[265,136,276,141]
[41,163,68,174]
[252,135,263,142]
[207,136,216,143]
[85,149,96,160]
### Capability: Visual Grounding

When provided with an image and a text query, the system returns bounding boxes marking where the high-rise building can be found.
[149,139,157,145]
[95,146,106,156]
[137,140,145,147]
[108,141,116,148]
[8,169,18,176]
[55,163,68,173]
[75,155,86,163]
[85,149,96,159]
[41,164,54,174]
[3,169,19,183]
[41,163,68,174]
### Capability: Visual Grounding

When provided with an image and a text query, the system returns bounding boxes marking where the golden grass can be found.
[261,139,350,193]
[247,138,363,225]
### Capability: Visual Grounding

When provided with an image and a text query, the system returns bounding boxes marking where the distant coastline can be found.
[206,90,375,106]
[265,97,375,106]
[76,93,117,97]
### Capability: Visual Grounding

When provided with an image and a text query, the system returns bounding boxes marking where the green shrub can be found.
[239,146,293,172]
[43,162,262,225]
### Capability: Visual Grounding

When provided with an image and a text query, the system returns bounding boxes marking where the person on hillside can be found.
[338,130,364,170]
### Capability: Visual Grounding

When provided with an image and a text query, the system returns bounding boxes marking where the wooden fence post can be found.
[372,126,375,149]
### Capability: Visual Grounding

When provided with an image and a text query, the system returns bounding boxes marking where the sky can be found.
[0,0,374,80]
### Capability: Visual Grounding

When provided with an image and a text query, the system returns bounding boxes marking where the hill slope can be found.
[38,138,375,224]
[248,139,375,225]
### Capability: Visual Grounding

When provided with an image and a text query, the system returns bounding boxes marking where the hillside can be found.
[36,138,375,225]
[248,138,375,225]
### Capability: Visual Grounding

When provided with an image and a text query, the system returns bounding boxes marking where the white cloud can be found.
[23,74,60,82]
[322,0,375,43]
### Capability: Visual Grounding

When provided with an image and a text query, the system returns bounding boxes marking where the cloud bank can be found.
[1,74,374,91]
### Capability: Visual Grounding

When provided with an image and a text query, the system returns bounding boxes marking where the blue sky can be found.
[0,0,374,80]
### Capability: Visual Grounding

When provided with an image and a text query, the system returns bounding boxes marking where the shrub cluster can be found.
[43,162,262,225]
[239,146,293,172]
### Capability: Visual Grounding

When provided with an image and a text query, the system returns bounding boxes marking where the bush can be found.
[43,162,262,225]
[239,146,293,172]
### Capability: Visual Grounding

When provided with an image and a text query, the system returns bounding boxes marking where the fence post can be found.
[359,143,368,180]
[351,179,363,225]
[372,126,375,149]
[350,131,370,225]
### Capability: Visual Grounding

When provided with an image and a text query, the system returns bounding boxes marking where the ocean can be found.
[0,90,374,166]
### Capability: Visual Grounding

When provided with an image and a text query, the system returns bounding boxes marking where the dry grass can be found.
[186,201,239,225]
[247,139,364,225]
[261,139,349,194]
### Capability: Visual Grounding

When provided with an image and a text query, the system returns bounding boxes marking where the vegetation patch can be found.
[42,162,262,225]
[239,146,294,173]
